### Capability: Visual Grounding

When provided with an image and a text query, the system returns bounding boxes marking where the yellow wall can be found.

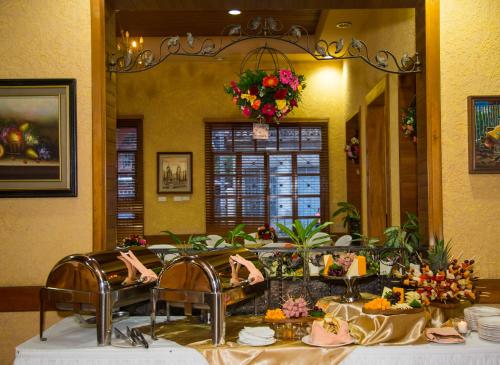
[0,0,92,362]
[117,60,347,235]
[441,0,500,278]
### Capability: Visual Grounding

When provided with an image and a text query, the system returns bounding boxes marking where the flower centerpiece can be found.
[120,234,147,248]
[257,223,277,242]
[225,69,306,123]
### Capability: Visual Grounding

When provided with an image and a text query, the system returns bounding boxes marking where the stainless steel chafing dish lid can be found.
[156,247,267,298]
[45,246,163,292]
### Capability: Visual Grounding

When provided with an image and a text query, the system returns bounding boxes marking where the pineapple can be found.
[428,238,452,273]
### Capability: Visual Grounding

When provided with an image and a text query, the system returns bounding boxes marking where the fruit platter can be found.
[362,287,425,315]
[263,296,317,324]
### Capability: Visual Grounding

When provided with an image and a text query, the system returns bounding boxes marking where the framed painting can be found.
[157,152,192,194]
[0,79,77,197]
[468,96,500,173]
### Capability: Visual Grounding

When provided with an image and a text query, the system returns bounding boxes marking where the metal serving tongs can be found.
[127,326,149,349]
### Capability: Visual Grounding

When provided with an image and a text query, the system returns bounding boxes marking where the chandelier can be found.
[108,16,421,75]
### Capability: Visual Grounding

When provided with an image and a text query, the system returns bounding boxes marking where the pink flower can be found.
[242,106,252,117]
[262,103,276,116]
[279,69,293,84]
[289,76,300,90]
[230,80,241,95]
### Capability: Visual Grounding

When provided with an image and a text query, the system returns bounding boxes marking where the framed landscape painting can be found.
[0,79,77,197]
[468,96,500,173]
[157,152,192,194]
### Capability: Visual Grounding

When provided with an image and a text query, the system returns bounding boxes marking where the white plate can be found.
[301,335,354,348]
[237,338,276,347]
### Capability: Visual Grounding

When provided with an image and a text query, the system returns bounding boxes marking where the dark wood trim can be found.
[0,286,55,312]
[91,0,107,251]
[2,278,499,312]
[112,0,417,11]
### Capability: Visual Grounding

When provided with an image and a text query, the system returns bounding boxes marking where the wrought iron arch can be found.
[108,16,420,75]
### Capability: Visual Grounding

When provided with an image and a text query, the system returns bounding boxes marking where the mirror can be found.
[112,8,419,246]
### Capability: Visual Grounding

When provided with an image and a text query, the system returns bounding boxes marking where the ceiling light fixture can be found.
[228,9,241,15]
[336,22,352,29]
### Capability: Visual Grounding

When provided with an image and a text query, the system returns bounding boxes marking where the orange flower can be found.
[262,75,278,88]
[252,99,261,110]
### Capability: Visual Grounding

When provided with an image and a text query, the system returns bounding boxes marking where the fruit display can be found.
[265,308,286,320]
[309,305,326,318]
[323,253,367,277]
[402,259,476,305]
[363,297,391,311]
[282,296,309,318]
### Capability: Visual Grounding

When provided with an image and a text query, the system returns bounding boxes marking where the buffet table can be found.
[15,316,500,365]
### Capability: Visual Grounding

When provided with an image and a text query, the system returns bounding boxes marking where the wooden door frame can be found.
[90,0,443,249]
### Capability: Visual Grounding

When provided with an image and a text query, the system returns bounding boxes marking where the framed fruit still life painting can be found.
[0,79,77,197]
[468,96,500,173]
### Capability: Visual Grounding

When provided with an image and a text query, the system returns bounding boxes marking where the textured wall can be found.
[117,60,347,235]
[0,0,92,362]
[441,0,500,278]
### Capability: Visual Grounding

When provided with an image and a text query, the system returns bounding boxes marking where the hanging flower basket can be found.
[345,137,360,164]
[225,69,306,123]
[401,107,417,143]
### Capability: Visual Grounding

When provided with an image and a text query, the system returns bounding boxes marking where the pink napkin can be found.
[119,251,158,283]
[310,319,352,346]
[425,327,465,344]
[229,254,264,285]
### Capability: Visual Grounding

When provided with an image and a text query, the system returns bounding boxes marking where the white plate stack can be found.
[238,326,276,346]
[478,316,500,342]
[464,306,500,331]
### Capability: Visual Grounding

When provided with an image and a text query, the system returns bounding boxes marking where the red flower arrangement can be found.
[120,234,147,248]
[257,224,277,241]
[225,69,306,123]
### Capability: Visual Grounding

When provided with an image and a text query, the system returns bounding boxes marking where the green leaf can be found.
[161,230,181,245]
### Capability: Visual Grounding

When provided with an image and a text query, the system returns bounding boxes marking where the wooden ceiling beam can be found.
[111,0,417,12]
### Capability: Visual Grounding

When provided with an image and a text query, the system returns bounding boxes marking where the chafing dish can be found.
[40,247,162,346]
[151,247,268,345]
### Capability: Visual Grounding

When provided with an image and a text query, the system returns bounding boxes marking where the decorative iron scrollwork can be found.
[108,16,421,74]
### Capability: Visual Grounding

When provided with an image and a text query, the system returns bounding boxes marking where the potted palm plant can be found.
[215,224,256,248]
[331,202,361,236]
[277,219,332,301]
[382,213,420,271]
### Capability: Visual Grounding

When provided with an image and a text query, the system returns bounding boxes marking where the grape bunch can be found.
[384,291,401,305]
[282,297,309,318]
[328,263,345,277]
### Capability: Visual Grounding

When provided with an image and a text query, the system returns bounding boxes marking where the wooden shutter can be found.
[205,121,329,236]
[116,118,144,242]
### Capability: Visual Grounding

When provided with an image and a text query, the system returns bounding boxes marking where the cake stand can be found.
[322,274,375,303]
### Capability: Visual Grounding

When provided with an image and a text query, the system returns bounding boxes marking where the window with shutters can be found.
[205,122,329,237]
[116,119,144,242]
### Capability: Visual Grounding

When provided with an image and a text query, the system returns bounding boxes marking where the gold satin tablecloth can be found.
[316,297,428,345]
[149,316,354,365]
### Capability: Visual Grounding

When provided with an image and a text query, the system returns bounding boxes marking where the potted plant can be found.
[215,224,256,248]
[332,201,361,236]
[161,230,210,253]
[382,213,421,271]
[277,219,332,301]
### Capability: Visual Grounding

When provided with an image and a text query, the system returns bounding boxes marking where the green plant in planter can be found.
[277,219,333,300]
[161,230,209,253]
[383,213,421,268]
[215,224,256,248]
[332,202,361,234]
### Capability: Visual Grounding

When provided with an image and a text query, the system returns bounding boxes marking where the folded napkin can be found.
[238,326,275,346]
[425,327,465,344]
[310,319,352,346]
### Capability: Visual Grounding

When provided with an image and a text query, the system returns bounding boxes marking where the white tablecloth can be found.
[15,316,500,365]
[344,333,500,365]
[15,316,209,365]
